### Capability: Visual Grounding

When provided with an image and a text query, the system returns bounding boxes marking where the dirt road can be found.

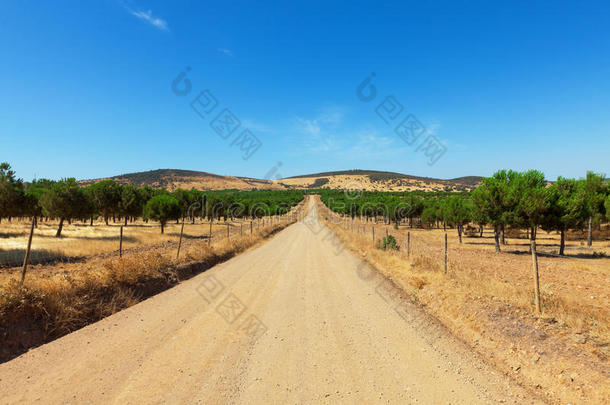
[0,198,542,404]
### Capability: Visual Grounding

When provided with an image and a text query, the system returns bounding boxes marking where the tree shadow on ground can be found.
[163,233,208,240]
[0,248,84,268]
[503,249,607,260]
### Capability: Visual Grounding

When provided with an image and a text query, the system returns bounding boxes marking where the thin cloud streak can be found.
[218,48,235,57]
[130,9,168,31]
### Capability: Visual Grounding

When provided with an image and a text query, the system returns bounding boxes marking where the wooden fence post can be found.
[227,222,230,240]
[20,217,35,284]
[251,220,253,234]
[444,233,448,274]
[208,219,212,244]
[240,223,243,236]
[176,218,185,259]
[531,240,542,314]
[119,225,124,258]
[372,226,375,243]
[407,232,410,257]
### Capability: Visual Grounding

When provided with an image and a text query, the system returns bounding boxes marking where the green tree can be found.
[403,194,424,227]
[89,180,122,225]
[39,178,91,237]
[23,178,56,225]
[470,201,487,237]
[442,195,471,243]
[543,178,586,255]
[420,199,440,229]
[0,162,25,222]
[173,188,201,222]
[509,170,548,243]
[471,170,515,252]
[119,184,144,225]
[143,195,181,233]
[576,171,606,247]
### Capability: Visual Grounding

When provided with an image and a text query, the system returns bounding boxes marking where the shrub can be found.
[379,235,399,251]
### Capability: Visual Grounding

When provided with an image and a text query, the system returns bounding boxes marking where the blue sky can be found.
[1,0,609,182]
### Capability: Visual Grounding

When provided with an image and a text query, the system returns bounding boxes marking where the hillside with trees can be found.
[78,168,483,192]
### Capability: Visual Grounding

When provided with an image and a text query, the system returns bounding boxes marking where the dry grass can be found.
[318,199,610,405]
[0,216,285,269]
[0,203,306,362]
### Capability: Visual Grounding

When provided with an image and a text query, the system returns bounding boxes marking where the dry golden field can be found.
[318,198,610,404]
[331,216,610,332]
[0,215,292,274]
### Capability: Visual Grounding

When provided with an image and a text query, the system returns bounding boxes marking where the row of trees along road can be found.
[472,170,607,254]
[0,163,304,236]
[317,170,609,256]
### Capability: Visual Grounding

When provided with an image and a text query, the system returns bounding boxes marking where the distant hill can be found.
[80,168,482,192]
[448,176,484,186]
[79,169,286,191]
[281,170,482,192]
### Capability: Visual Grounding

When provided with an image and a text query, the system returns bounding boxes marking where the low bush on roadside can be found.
[379,235,399,251]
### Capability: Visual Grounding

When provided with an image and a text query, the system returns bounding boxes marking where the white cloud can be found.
[293,106,346,139]
[130,9,168,31]
[292,107,407,159]
[218,48,235,57]
[296,117,321,137]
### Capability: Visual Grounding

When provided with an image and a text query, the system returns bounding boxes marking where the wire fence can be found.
[316,200,610,320]
[0,203,307,281]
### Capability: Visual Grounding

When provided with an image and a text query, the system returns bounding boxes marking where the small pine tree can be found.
[379,235,399,251]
